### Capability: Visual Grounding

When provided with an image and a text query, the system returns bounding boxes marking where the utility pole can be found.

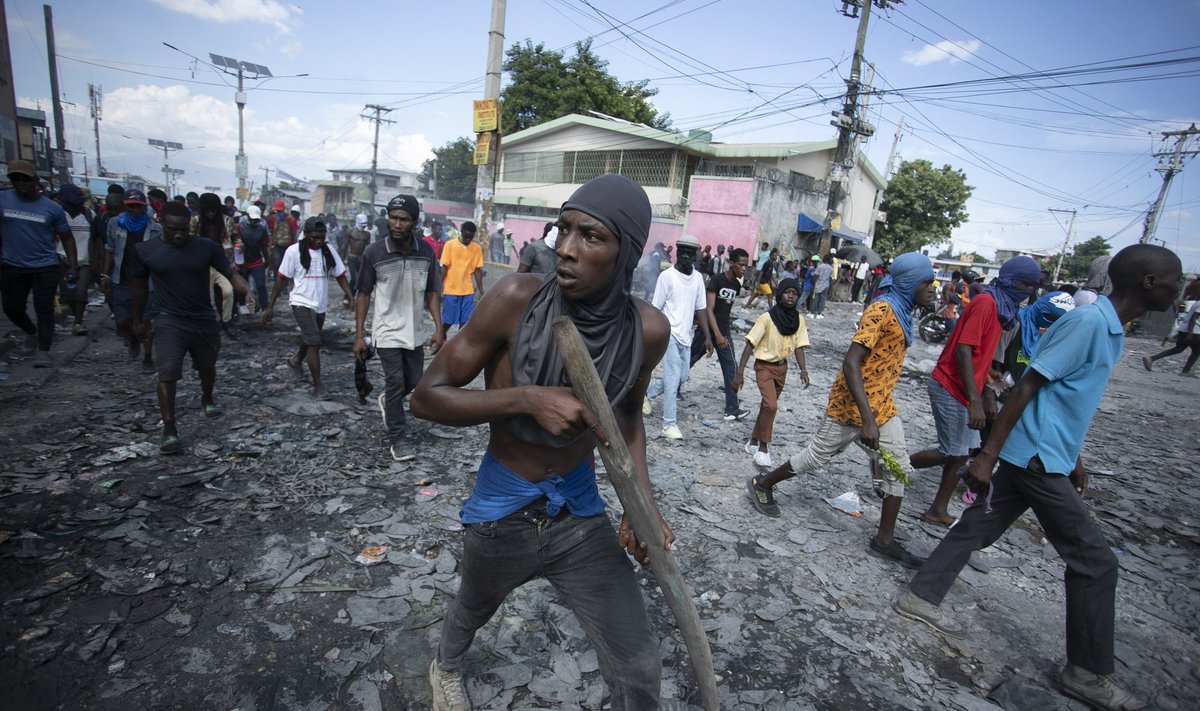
[866,116,903,245]
[88,84,103,176]
[43,4,69,182]
[1141,123,1199,244]
[820,1,892,254]
[474,0,506,227]
[362,104,394,215]
[1049,208,1077,283]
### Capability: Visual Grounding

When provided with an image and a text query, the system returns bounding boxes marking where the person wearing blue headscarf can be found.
[748,252,935,570]
[912,255,1041,527]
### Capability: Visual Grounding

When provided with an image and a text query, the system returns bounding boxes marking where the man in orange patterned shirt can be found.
[747,252,936,569]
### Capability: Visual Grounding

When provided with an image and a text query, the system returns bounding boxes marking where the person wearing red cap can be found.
[102,188,162,371]
[267,199,298,281]
[1,160,78,367]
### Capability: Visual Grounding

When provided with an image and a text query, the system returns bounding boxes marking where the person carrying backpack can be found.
[267,200,297,281]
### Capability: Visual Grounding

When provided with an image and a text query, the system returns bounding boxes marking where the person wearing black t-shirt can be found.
[129,201,255,454]
[690,248,751,420]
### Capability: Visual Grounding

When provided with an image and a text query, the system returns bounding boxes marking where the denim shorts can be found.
[928,378,980,457]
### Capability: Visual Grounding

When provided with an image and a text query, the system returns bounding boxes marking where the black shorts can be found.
[291,306,326,346]
[154,317,221,382]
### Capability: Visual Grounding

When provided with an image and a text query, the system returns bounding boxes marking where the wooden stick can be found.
[552,316,719,711]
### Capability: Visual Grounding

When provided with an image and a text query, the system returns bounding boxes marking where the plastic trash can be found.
[825,491,862,517]
[355,545,387,566]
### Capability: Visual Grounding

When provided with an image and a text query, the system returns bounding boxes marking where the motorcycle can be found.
[916,301,953,344]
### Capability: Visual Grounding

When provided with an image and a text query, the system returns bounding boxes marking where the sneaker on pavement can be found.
[1142,356,1153,371]
[390,443,415,463]
[724,409,751,421]
[642,396,652,416]
[744,439,756,455]
[752,450,773,467]
[377,393,388,428]
[662,425,683,440]
[746,475,780,518]
[429,659,470,711]
[32,350,51,368]
[1060,664,1146,711]
[894,590,963,637]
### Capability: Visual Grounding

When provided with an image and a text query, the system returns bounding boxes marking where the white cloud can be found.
[149,0,301,35]
[901,39,981,67]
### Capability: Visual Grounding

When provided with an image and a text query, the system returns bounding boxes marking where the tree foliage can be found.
[420,137,477,204]
[874,159,973,259]
[500,39,670,135]
[1058,235,1110,282]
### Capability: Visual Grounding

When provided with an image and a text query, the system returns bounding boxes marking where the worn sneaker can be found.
[642,396,652,416]
[377,393,388,428]
[724,409,751,421]
[1060,664,1145,711]
[662,425,683,440]
[744,439,756,455]
[894,590,963,637]
[753,450,773,468]
[1142,356,1153,372]
[429,659,470,711]
[32,350,52,368]
[390,444,415,463]
[746,476,780,517]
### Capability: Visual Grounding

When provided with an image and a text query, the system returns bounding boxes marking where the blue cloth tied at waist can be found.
[459,451,605,524]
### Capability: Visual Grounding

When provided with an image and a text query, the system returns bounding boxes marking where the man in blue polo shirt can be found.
[0,160,78,367]
[895,244,1181,711]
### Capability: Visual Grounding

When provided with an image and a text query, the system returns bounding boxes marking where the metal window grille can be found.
[502,149,675,187]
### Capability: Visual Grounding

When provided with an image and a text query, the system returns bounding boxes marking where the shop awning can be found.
[796,211,823,233]
[832,228,867,244]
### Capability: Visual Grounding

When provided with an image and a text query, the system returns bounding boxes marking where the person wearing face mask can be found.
[102,188,161,371]
[909,255,1042,528]
[643,235,712,440]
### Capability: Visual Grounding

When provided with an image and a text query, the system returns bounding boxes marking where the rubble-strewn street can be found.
[2,293,1198,711]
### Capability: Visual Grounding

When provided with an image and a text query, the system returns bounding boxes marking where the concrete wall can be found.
[682,177,760,255]
[750,174,828,258]
[776,151,881,238]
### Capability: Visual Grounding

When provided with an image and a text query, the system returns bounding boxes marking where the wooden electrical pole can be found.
[43,4,69,182]
[1141,124,1199,244]
[363,104,395,215]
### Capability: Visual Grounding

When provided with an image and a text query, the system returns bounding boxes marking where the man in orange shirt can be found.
[439,221,484,340]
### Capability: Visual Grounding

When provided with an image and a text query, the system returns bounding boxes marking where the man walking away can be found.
[440,221,484,337]
[811,254,834,319]
[517,222,560,275]
[129,201,254,453]
[0,160,77,367]
[644,235,712,440]
[851,257,869,303]
[896,244,1181,711]
[1143,278,1200,375]
[353,195,444,460]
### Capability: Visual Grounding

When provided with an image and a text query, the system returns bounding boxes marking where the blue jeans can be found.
[240,265,268,308]
[437,506,661,709]
[646,336,690,426]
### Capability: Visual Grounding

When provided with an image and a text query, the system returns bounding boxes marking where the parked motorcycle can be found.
[915,301,952,344]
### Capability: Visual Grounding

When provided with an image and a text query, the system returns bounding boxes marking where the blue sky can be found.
[8,0,1199,268]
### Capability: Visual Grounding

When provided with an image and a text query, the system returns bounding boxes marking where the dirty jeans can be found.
[0,264,58,351]
[908,458,1118,675]
[437,505,661,710]
[377,346,424,444]
[646,336,690,426]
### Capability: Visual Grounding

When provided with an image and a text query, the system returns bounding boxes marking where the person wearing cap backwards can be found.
[353,194,444,460]
[264,216,351,398]
[410,174,673,711]
[642,234,712,440]
[0,160,77,367]
[102,188,161,371]
[128,201,255,454]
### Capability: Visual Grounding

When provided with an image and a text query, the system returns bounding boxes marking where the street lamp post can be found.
[148,138,183,194]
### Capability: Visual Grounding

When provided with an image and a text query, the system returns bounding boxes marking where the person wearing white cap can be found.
[644,234,712,439]
[236,205,270,309]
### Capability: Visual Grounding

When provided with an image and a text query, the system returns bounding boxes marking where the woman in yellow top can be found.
[732,278,810,468]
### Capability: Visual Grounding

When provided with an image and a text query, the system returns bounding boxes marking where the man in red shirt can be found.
[910,255,1040,526]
